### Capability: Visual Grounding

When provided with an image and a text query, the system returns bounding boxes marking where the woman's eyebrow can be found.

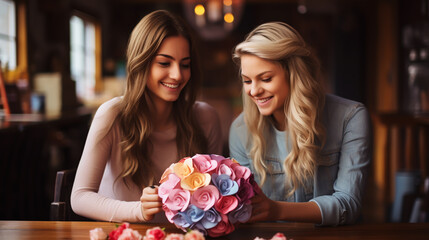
[241,71,272,79]
[156,54,191,61]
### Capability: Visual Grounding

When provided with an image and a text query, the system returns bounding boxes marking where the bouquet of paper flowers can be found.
[158,154,260,237]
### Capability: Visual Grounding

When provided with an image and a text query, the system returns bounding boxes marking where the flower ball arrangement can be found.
[158,154,260,237]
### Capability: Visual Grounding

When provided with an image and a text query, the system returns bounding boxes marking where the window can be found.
[0,0,16,70]
[70,13,101,102]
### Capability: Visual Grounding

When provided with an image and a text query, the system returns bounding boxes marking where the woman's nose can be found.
[250,83,263,96]
[169,64,182,81]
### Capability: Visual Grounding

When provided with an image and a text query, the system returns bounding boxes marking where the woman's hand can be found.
[140,185,163,221]
[249,191,279,222]
[249,192,322,224]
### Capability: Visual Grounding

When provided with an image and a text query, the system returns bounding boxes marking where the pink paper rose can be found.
[165,189,190,212]
[144,227,166,240]
[89,227,107,240]
[190,185,220,211]
[192,154,218,173]
[159,174,181,202]
[232,163,251,180]
[184,230,205,240]
[215,196,238,214]
[216,159,236,180]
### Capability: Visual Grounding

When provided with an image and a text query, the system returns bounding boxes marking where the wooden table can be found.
[1,221,429,240]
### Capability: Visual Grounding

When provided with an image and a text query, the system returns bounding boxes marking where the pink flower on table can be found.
[165,189,191,212]
[119,228,143,240]
[159,174,181,203]
[181,172,211,191]
[190,185,220,211]
[253,232,287,240]
[109,223,130,240]
[165,233,184,240]
[214,196,238,214]
[173,158,194,179]
[184,230,205,240]
[206,214,234,237]
[144,227,166,240]
[270,232,287,240]
[89,227,107,240]
[192,154,218,173]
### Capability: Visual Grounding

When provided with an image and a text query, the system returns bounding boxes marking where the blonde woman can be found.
[71,10,223,223]
[229,22,371,226]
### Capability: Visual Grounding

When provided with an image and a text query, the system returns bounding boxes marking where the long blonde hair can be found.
[233,22,325,196]
[118,10,207,187]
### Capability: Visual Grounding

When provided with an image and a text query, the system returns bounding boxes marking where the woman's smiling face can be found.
[241,54,290,125]
[146,36,191,105]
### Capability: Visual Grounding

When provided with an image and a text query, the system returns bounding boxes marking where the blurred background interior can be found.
[0,0,428,224]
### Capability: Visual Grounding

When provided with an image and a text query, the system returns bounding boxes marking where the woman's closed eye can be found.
[158,62,170,67]
[261,77,272,82]
[242,76,251,84]
[180,62,191,69]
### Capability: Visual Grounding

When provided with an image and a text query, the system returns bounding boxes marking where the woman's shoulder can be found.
[323,94,368,119]
[230,113,248,138]
[93,97,123,120]
[324,94,366,110]
[322,94,370,137]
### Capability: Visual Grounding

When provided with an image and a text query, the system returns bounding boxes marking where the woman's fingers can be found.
[140,185,160,202]
[141,200,163,209]
[140,194,160,202]
[140,185,162,221]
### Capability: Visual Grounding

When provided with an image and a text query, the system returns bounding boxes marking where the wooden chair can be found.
[50,169,90,221]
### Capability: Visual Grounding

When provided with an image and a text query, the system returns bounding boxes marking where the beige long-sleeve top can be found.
[71,97,223,223]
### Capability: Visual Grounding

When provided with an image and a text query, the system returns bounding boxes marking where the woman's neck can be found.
[146,95,175,131]
[272,112,286,131]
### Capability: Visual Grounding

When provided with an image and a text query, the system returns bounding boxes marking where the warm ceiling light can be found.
[194,4,205,16]
[224,13,234,23]
[223,0,232,6]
